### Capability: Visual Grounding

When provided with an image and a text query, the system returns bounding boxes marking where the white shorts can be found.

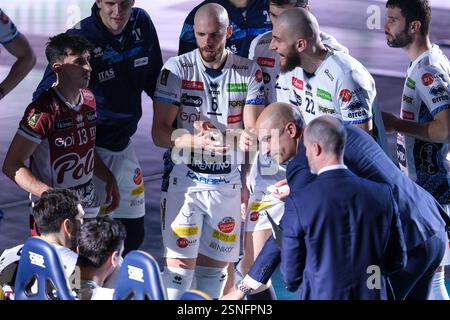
[93,144,145,219]
[161,188,241,263]
[440,205,450,266]
[245,191,284,232]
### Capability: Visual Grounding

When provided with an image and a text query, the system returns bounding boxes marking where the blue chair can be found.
[113,250,166,300]
[180,289,211,300]
[14,237,75,300]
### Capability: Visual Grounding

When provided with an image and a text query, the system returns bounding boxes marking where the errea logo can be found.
[128,265,144,282]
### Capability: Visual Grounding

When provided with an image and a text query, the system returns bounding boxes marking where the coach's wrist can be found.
[235,280,253,296]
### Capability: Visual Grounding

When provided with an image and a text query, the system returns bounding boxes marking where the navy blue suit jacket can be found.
[249,125,449,286]
[281,168,406,299]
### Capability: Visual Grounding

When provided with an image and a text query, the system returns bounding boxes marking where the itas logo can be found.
[257,57,275,68]
[218,217,235,234]
[421,73,434,86]
[182,80,204,91]
[177,237,189,248]
[292,77,304,90]
[98,68,115,83]
[339,89,352,102]
[133,168,143,185]
[53,149,95,184]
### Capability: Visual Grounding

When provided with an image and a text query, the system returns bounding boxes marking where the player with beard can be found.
[382,0,450,300]
[152,3,265,300]
[236,0,349,300]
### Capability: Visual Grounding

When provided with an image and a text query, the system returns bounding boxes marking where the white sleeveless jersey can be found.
[397,45,450,204]
[248,31,352,193]
[154,49,265,191]
[0,9,18,44]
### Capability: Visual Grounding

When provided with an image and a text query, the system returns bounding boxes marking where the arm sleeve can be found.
[280,195,305,292]
[416,66,450,117]
[336,69,375,125]
[153,58,183,107]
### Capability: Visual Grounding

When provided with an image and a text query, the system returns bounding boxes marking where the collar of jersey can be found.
[52,86,84,112]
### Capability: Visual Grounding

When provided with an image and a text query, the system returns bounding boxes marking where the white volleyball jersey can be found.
[249,30,349,104]
[288,49,388,151]
[154,49,265,191]
[248,31,351,194]
[0,9,18,44]
[397,45,450,204]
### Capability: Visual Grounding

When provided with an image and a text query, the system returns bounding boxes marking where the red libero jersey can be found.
[18,88,99,210]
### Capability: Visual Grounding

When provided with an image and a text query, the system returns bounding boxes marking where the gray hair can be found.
[304,116,346,157]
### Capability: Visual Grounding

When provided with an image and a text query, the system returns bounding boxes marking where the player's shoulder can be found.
[252,30,272,47]
[28,89,58,113]
[329,51,373,84]
[229,52,260,69]
[416,46,450,75]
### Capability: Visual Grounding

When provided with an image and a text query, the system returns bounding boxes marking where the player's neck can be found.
[201,50,228,69]
[301,44,329,74]
[405,36,431,62]
[79,266,108,287]
[39,233,65,248]
[54,82,82,106]
[229,0,248,8]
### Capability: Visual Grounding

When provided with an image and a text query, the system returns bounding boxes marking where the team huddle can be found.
[1,0,450,300]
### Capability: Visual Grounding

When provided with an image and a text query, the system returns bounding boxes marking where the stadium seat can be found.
[113,250,166,300]
[180,289,211,300]
[14,237,75,300]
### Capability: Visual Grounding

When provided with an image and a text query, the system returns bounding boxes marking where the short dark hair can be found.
[76,217,126,268]
[45,33,94,64]
[270,0,308,7]
[32,189,81,234]
[305,116,347,157]
[386,0,431,36]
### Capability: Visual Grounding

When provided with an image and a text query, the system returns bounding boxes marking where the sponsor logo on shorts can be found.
[218,217,235,234]
[130,198,144,207]
[292,77,303,90]
[160,69,170,86]
[250,202,273,212]
[182,80,204,91]
[256,70,263,83]
[401,110,415,120]
[212,230,236,243]
[257,57,275,68]
[339,89,352,102]
[27,111,42,128]
[209,241,233,253]
[173,226,199,237]
[421,73,434,86]
[133,168,143,185]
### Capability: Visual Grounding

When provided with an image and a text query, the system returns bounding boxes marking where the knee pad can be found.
[162,266,195,300]
[193,266,228,299]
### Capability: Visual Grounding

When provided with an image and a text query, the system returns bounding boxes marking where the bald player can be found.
[224,103,448,300]
[152,3,265,299]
